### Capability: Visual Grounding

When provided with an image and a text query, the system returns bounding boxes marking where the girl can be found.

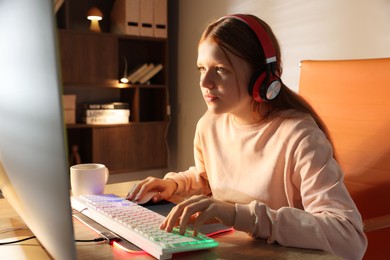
[127,14,367,259]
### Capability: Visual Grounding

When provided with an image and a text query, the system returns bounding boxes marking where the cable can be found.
[75,237,106,243]
[0,236,106,246]
[0,236,37,245]
[164,83,172,171]
[0,225,106,246]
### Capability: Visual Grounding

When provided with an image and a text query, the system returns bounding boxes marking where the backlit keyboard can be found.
[71,194,218,259]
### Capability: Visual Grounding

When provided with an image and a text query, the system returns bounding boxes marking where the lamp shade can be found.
[87,7,103,21]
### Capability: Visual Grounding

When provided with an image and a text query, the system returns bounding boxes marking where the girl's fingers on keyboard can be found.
[162,195,210,234]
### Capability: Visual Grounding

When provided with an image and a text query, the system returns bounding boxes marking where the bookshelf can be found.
[57,0,169,174]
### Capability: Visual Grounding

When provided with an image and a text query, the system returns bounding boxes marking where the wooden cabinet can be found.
[57,1,169,174]
[67,123,167,173]
[59,31,118,86]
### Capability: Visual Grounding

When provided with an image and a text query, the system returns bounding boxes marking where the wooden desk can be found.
[0,181,341,259]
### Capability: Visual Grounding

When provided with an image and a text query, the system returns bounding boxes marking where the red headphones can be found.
[220,14,281,102]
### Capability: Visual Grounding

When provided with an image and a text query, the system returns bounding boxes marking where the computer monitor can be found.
[0,0,76,259]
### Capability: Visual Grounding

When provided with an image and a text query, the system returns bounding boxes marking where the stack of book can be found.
[126,63,163,84]
[82,102,130,125]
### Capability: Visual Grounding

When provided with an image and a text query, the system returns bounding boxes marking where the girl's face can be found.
[197,39,255,124]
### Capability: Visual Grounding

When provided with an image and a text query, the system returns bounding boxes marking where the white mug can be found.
[70,163,109,196]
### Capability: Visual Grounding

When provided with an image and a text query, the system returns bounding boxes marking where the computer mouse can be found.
[136,191,159,205]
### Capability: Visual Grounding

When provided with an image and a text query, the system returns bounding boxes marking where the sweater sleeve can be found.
[164,166,211,197]
[233,129,367,260]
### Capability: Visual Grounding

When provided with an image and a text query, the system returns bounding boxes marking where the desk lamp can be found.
[87,7,103,32]
[120,56,129,83]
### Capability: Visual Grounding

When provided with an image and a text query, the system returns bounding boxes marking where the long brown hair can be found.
[199,14,335,149]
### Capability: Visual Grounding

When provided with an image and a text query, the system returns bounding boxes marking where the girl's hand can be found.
[160,195,236,236]
[126,176,177,203]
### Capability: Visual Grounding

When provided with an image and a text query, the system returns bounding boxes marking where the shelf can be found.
[58,0,169,173]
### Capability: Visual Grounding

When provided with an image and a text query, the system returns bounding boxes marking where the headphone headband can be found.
[220,14,276,64]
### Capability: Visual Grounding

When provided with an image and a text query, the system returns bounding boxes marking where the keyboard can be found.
[71,194,218,259]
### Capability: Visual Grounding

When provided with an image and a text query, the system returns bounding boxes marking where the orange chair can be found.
[299,58,390,259]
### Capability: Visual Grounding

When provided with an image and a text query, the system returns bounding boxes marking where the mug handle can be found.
[104,167,109,184]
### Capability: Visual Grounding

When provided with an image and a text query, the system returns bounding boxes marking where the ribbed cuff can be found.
[234,203,256,234]
[163,172,185,194]
[234,201,273,240]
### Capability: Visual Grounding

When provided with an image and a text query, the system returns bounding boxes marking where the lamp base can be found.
[89,20,101,32]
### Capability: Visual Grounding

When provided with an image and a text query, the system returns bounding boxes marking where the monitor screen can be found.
[0,0,76,259]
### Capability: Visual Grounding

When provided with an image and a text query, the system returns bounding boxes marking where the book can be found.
[127,63,151,83]
[83,102,129,110]
[82,116,129,125]
[138,63,163,84]
[130,63,155,83]
[126,63,148,83]
[83,109,130,117]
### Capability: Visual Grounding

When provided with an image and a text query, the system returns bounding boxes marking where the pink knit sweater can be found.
[165,109,367,259]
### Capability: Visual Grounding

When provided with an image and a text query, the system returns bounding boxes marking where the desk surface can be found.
[0,181,341,259]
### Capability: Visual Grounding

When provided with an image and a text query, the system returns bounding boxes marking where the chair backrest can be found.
[298,58,390,219]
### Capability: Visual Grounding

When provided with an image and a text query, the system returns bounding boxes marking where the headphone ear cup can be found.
[249,70,281,102]
[249,71,267,102]
[263,74,281,101]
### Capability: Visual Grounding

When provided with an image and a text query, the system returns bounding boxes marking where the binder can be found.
[153,0,167,38]
[111,0,140,36]
[139,0,154,37]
